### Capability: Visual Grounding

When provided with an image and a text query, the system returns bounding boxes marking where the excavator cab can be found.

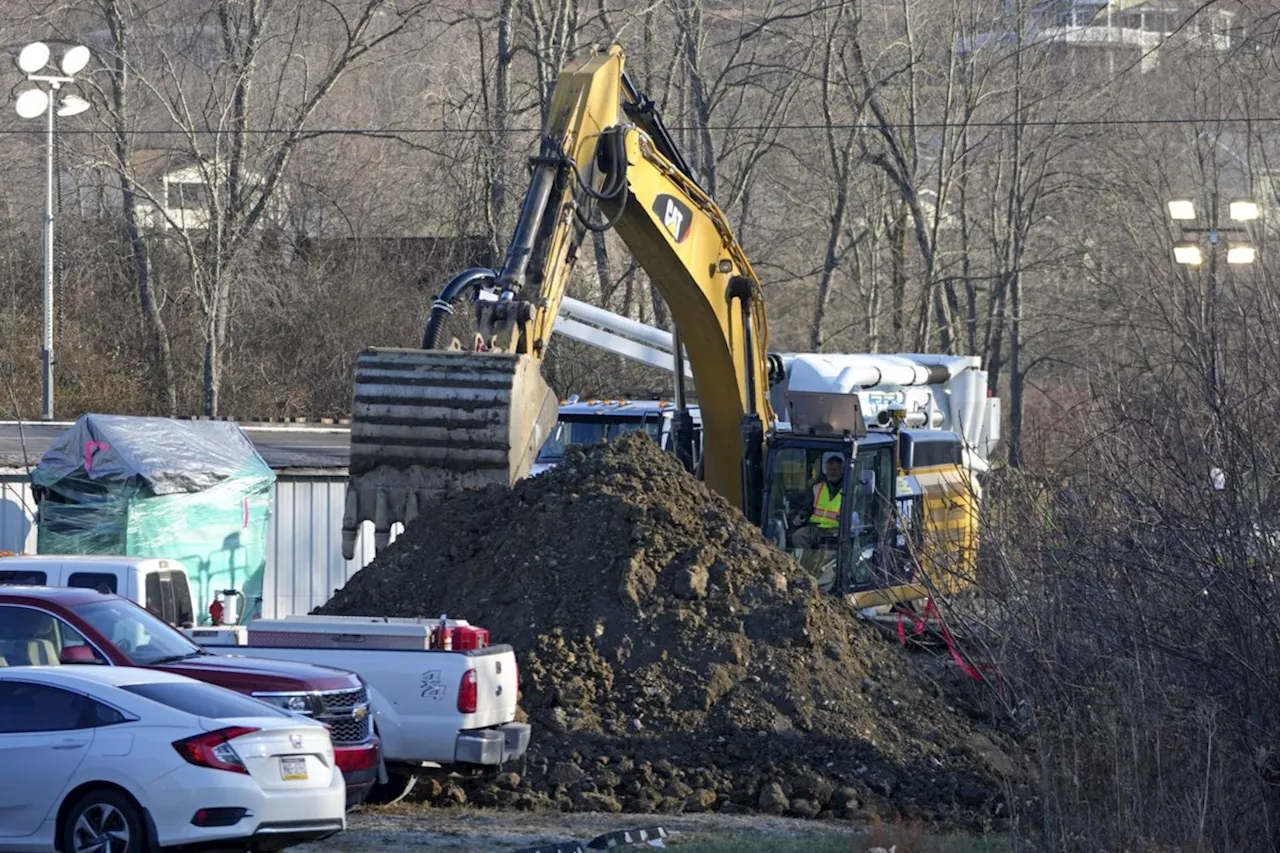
[761,434,897,595]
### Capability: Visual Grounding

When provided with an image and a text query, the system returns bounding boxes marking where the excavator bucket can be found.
[340,347,559,559]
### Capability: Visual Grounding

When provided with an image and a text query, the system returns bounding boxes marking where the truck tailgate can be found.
[191,641,521,764]
[463,647,520,728]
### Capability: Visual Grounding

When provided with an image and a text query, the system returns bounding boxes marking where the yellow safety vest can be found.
[809,482,841,529]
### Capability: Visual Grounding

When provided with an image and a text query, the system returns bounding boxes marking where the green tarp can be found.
[32,414,275,622]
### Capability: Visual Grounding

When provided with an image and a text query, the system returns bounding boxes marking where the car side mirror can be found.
[60,645,103,665]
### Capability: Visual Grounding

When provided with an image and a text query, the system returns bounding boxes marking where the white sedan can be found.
[0,666,346,853]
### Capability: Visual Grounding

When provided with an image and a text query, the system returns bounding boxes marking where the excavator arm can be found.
[342,45,774,558]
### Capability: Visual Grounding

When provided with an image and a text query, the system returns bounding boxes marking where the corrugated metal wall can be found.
[0,477,38,554]
[0,472,402,619]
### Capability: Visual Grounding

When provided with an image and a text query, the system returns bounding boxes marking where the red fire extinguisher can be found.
[209,599,226,625]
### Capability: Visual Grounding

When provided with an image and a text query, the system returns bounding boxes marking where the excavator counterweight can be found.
[340,348,558,559]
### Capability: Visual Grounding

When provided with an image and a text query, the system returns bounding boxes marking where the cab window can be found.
[145,571,194,627]
[67,572,118,594]
[0,570,47,586]
[537,417,662,462]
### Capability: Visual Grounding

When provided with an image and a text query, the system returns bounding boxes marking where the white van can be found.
[0,554,196,626]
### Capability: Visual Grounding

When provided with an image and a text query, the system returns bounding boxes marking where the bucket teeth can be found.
[340,347,559,560]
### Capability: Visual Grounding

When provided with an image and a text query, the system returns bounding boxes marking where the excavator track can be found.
[341,347,558,559]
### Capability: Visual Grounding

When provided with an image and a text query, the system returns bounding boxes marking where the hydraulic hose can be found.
[421,267,498,349]
[575,128,630,233]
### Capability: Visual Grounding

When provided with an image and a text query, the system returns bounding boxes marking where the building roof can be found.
[127,148,202,186]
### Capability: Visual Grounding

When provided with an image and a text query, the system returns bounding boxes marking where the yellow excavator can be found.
[340,45,996,608]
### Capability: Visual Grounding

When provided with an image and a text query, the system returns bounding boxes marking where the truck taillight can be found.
[458,668,478,714]
[173,726,258,774]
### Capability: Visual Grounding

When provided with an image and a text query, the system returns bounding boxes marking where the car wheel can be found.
[61,788,145,853]
[365,770,419,806]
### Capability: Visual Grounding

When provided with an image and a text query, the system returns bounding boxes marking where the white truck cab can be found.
[0,554,195,626]
[531,398,703,476]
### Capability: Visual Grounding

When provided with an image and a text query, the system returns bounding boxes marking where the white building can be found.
[961,0,1240,73]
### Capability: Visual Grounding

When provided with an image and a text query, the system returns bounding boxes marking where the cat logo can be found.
[652,194,692,244]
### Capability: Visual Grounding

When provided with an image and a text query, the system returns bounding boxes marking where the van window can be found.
[67,572,118,594]
[0,570,47,586]
[145,571,195,627]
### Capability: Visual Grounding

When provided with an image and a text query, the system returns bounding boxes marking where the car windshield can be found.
[537,417,662,462]
[72,598,204,666]
[122,681,291,719]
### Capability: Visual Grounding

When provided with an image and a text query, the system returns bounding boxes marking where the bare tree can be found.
[78,0,431,416]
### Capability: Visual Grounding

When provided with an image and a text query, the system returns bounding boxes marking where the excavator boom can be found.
[342,45,773,558]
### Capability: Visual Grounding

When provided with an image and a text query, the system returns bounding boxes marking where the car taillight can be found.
[173,726,259,774]
[458,668,478,714]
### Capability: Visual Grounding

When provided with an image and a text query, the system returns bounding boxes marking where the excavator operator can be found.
[791,453,845,549]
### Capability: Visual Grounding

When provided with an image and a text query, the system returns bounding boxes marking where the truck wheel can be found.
[61,788,146,853]
[366,771,418,806]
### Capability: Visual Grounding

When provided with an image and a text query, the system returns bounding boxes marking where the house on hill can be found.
[124,148,287,233]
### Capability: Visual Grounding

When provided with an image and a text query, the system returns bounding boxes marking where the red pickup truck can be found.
[0,586,381,807]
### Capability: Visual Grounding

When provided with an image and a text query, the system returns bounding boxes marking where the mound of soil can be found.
[318,435,1026,828]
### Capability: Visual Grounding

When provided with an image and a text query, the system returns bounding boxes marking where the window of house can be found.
[169,181,206,210]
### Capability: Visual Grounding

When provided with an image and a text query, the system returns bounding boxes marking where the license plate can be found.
[280,757,308,781]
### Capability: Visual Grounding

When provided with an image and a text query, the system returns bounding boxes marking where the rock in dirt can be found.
[672,564,709,599]
[758,782,789,814]
[317,435,1022,826]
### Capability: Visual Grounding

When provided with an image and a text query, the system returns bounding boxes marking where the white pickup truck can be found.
[0,554,530,803]
[188,615,528,798]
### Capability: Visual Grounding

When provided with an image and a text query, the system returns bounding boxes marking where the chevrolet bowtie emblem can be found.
[353,705,369,720]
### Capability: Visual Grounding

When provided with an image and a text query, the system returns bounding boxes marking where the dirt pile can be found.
[318,435,1027,828]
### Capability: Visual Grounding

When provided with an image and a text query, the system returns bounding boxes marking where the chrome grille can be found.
[317,687,368,713]
[327,716,370,744]
[315,686,372,745]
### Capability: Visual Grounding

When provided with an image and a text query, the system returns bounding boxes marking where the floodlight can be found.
[17,42,49,74]
[57,95,89,117]
[1227,245,1256,264]
[1168,200,1196,221]
[59,45,90,76]
[15,88,48,119]
[1174,244,1203,265]
[1230,200,1259,222]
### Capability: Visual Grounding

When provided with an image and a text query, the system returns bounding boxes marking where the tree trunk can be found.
[812,190,848,351]
[959,133,977,355]
[676,0,716,195]
[106,0,177,415]
[203,308,220,418]
[890,207,907,347]
[1009,268,1024,467]
[592,231,614,304]
[485,0,513,258]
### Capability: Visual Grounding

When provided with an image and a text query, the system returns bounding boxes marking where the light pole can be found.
[1167,194,1259,400]
[14,41,91,421]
